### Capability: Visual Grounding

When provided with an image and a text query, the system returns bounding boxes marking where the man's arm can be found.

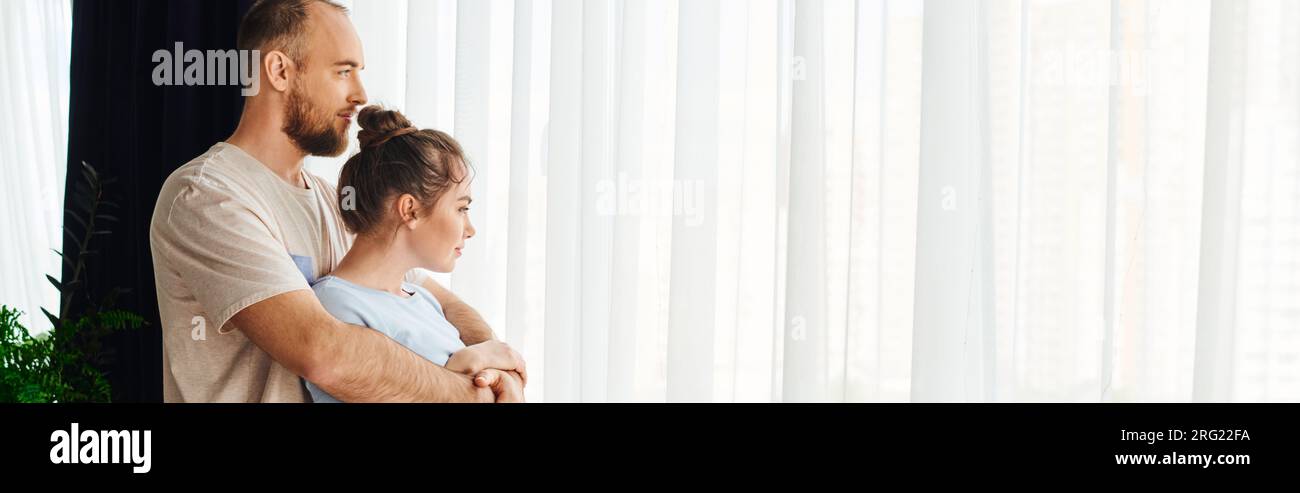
[230,290,495,403]
[421,278,496,345]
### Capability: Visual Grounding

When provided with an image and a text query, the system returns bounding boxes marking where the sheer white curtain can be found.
[318,0,1299,402]
[0,0,72,336]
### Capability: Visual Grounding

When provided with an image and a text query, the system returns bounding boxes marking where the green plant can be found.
[0,305,67,402]
[0,161,145,402]
[0,305,143,402]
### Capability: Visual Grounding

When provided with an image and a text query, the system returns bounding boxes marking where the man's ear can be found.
[263,50,294,93]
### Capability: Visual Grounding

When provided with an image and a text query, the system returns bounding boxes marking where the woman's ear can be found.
[397,194,420,227]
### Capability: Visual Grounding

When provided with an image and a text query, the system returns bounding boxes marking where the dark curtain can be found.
[63,0,255,402]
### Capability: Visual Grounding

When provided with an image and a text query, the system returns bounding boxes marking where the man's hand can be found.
[474,369,525,403]
[445,340,528,386]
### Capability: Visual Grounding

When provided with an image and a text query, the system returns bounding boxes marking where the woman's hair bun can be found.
[357,105,415,148]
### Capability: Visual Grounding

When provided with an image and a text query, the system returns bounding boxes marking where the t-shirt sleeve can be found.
[152,179,311,334]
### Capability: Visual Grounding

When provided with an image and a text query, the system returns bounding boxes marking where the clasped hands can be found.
[445,340,527,403]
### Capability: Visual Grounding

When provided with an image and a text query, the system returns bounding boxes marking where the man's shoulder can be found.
[151,143,263,231]
[157,143,251,199]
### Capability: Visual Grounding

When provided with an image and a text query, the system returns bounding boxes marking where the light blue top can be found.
[305,275,466,403]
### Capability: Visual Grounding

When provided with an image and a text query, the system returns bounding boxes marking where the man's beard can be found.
[283,84,349,157]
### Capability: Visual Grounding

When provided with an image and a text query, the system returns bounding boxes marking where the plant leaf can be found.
[80,161,98,182]
[65,209,88,231]
[41,307,60,329]
[80,171,96,192]
[51,249,75,270]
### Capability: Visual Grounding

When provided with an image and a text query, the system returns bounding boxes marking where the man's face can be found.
[282,3,367,157]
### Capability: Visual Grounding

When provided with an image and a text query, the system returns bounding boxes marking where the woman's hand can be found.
[474,369,525,403]
[446,340,528,386]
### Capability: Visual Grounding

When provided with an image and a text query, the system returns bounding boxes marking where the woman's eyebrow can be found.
[458,196,473,203]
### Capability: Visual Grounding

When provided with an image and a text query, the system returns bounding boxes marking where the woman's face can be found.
[403,169,474,273]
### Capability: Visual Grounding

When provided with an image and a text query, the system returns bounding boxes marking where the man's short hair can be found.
[236,0,348,69]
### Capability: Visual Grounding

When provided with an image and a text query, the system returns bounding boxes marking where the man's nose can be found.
[350,76,367,107]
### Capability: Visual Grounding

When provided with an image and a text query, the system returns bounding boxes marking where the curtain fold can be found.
[0,0,71,337]
[1194,0,1247,403]
[665,0,720,403]
[911,0,995,402]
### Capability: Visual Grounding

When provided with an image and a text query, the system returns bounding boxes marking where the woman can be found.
[305,105,525,402]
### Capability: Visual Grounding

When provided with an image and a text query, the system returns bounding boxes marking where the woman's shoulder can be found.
[310,276,376,326]
[310,275,349,296]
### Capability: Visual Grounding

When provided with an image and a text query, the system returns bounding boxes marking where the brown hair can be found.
[237,0,348,68]
[338,106,472,235]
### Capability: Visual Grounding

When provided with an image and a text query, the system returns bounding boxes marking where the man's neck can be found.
[330,233,414,297]
[226,107,308,188]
